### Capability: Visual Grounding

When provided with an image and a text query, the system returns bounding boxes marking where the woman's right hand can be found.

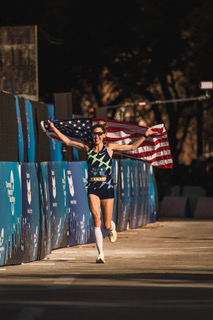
[48,120,55,130]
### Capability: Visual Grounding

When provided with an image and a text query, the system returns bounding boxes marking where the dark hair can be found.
[91,121,107,133]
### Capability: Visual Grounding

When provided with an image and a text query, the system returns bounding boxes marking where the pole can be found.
[97,93,210,111]
[197,100,203,158]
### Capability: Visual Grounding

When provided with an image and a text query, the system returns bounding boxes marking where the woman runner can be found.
[47,120,154,263]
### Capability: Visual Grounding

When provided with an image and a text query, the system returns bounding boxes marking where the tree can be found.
[1,0,213,171]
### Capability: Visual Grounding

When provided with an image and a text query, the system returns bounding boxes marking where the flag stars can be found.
[44,118,94,145]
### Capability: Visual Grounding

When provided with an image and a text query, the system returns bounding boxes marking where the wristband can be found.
[143,133,148,139]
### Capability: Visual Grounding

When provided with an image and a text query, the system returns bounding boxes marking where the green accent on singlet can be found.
[87,144,112,174]
[87,143,113,189]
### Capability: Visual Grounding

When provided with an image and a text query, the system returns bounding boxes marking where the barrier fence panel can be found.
[14,95,24,163]
[37,162,51,259]
[129,160,139,229]
[46,104,62,162]
[16,96,28,162]
[24,99,36,163]
[141,163,149,226]
[137,161,145,227]
[21,163,40,262]
[34,101,52,163]
[67,161,94,246]
[47,162,68,250]
[149,166,157,223]
[112,159,118,223]
[0,162,22,265]
[116,159,131,232]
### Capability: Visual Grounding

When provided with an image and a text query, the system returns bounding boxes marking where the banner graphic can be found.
[142,163,150,226]
[48,162,68,249]
[137,161,145,227]
[67,161,94,246]
[25,99,35,162]
[21,163,40,262]
[0,162,22,265]
[14,95,24,162]
[47,104,62,161]
[39,162,51,255]
[149,166,156,223]
[129,160,139,229]
[116,159,131,232]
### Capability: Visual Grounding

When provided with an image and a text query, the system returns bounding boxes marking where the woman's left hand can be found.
[145,127,155,137]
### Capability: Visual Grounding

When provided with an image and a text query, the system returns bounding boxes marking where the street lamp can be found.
[199,82,213,90]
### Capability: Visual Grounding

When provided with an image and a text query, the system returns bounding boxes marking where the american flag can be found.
[41,118,173,168]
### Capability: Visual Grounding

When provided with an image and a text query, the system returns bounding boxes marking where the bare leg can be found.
[88,194,101,227]
[88,194,104,257]
[101,198,117,242]
[101,198,114,230]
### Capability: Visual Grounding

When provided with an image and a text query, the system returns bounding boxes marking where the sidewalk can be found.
[0,219,213,319]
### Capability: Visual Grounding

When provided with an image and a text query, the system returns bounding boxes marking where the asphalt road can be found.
[0,219,213,320]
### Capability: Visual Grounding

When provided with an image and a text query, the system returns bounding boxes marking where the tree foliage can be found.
[0,0,213,168]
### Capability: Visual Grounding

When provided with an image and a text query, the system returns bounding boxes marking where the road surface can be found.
[0,219,213,319]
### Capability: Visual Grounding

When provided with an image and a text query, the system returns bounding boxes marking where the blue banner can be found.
[149,166,156,223]
[47,104,63,161]
[112,159,118,223]
[21,163,40,262]
[137,161,145,227]
[129,160,139,229]
[48,162,68,249]
[39,162,52,255]
[14,95,24,162]
[67,161,94,246]
[116,159,131,232]
[0,162,22,266]
[25,99,35,162]
[142,163,150,226]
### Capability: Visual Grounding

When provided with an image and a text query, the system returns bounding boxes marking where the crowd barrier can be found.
[0,89,156,266]
[0,159,156,266]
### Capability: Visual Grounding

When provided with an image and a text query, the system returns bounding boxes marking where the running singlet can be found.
[86,143,114,199]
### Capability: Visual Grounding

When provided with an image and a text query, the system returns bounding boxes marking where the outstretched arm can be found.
[108,127,155,153]
[48,121,90,151]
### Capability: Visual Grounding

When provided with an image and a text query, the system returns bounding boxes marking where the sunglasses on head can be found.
[92,132,104,136]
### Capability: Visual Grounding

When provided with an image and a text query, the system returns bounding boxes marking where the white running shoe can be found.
[96,252,105,264]
[108,229,117,243]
